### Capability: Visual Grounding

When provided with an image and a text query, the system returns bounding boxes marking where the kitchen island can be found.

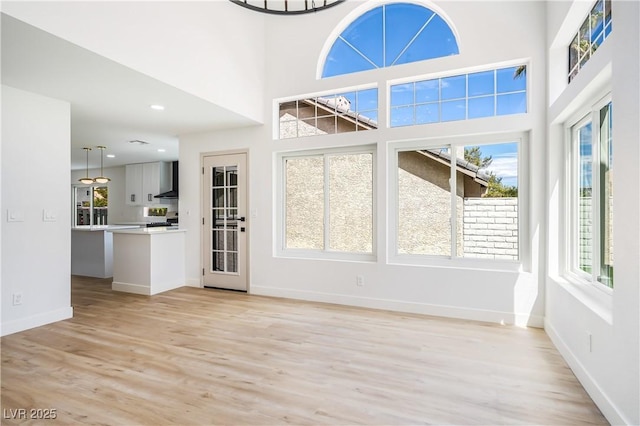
[71,225,141,278]
[109,227,186,296]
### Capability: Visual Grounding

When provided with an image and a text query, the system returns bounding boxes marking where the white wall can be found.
[1,1,266,123]
[180,0,547,326]
[545,2,640,424]
[1,85,73,336]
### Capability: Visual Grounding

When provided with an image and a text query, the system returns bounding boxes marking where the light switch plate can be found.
[43,209,57,222]
[7,209,24,222]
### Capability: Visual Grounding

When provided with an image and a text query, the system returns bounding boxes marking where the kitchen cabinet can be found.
[125,162,170,206]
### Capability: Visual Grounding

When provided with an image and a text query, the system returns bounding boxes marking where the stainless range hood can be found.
[154,161,179,199]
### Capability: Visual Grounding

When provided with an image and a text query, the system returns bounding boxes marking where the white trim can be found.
[1,307,73,337]
[185,278,201,288]
[112,281,151,296]
[545,320,627,425]
[388,132,528,269]
[386,59,530,88]
[200,150,251,292]
[565,94,613,291]
[315,0,462,80]
[276,145,377,261]
[252,285,543,328]
[549,275,612,324]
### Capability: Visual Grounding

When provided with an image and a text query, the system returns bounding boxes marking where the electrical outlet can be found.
[356,275,364,287]
[12,293,23,306]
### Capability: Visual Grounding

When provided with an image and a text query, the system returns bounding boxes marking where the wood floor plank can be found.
[1,276,607,425]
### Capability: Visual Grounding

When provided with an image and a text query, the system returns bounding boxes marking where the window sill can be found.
[549,274,613,325]
[388,254,524,273]
[277,250,377,263]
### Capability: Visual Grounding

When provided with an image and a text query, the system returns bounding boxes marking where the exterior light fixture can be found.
[78,147,95,184]
[93,146,111,184]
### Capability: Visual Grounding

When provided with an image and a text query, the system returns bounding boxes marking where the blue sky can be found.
[323,3,458,78]
[472,142,519,188]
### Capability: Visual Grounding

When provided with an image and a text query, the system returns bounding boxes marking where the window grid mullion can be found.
[324,154,331,251]
[450,144,458,259]
[591,108,601,285]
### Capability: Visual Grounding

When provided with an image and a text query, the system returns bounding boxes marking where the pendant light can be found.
[78,147,95,184]
[93,146,111,184]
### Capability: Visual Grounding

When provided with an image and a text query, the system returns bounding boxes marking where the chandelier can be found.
[229,0,345,15]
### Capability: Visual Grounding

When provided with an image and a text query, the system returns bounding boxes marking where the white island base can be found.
[110,227,186,295]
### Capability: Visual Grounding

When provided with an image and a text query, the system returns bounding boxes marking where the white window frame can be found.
[276,145,377,262]
[565,94,613,293]
[388,65,528,128]
[273,83,378,141]
[568,0,612,83]
[388,132,528,271]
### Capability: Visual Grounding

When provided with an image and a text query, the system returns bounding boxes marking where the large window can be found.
[394,140,520,260]
[321,2,458,78]
[282,148,374,257]
[568,0,612,83]
[279,88,378,139]
[73,185,109,226]
[569,101,613,288]
[390,65,527,127]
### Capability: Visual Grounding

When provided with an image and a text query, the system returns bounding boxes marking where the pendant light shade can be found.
[78,147,95,184]
[93,146,111,183]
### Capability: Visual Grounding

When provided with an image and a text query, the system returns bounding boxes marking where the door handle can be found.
[148,194,153,202]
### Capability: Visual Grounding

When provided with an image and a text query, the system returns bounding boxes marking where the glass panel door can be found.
[203,153,247,291]
[211,166,238,273]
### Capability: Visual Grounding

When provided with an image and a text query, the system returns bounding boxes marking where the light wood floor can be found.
[1,276,607,425]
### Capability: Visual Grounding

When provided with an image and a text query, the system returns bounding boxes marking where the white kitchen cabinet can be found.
[125,162,170,206]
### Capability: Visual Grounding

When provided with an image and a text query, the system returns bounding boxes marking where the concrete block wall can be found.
[463,198,519,260]
[579,197,593,272]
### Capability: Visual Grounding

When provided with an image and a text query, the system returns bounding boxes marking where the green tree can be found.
[464,146,492,169]
[464,146,518,198]
[485,174,518,197]
[93,186,108,207]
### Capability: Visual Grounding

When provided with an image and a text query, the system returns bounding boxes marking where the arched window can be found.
[321,2,459,78]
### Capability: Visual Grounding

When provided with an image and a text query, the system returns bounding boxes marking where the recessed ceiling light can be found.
[106,154,115,158]
[157,148,166,153]
[150,104,165,111]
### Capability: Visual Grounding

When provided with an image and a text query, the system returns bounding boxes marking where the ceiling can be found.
[1,13,259,170]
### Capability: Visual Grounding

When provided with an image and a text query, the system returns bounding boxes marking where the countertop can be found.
[108,227,187,235]
[72,225,141,232]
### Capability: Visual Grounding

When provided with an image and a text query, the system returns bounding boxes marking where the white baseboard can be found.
[185,278,201,288]
[545,319,627,425]
[112,281,150,295]
[1,306,73,337]
[250,285,543,327]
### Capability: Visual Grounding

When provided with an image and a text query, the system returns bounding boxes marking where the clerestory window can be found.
[568,0,612,83]
[321,2,459,78]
